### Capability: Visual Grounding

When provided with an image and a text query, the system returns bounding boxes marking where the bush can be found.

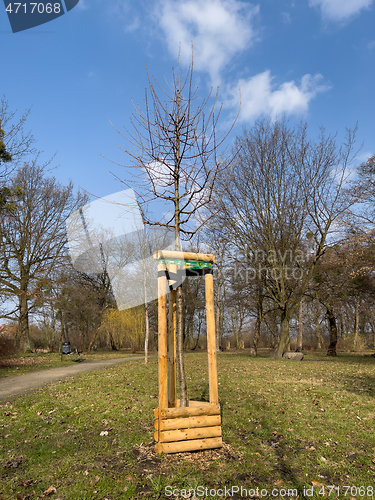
[338,333,370,352]
[0,336,18,358]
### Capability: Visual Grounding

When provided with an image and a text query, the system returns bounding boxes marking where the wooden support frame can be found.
[154,251,222,454]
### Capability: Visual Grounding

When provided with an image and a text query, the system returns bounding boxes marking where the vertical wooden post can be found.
[205,272,218,405]
[158,267,168,412]
[168,289,177,407]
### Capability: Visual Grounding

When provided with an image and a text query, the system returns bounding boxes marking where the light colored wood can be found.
[184,400,211,408]
[153,251,221,455]
[173,399,213,408]
[205,272,219,405]
[158,271,168,412]
[155,403,220,419]
[153,400,213,418]
[154,250,216,264]
[155,437,222,454]
[168,289,177,407]
[155,414,221,431]
[155,425,222,443]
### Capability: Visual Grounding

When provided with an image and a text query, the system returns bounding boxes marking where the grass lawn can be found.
[0,350,142,378]
[0,351,374,499]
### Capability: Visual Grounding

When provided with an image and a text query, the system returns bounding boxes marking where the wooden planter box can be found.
[154,401,222,454]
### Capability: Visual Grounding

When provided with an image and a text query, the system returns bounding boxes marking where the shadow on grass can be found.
[339,373,375,398]
[222,396,306,491]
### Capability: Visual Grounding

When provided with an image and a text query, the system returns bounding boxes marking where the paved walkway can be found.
[0,356,146,402]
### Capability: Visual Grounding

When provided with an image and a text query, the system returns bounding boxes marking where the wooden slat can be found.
[187,400,211,408]
[175,399,213,408]
[155,403,220,420]
[155,425,221,443]
[154,414,221,431]
[155,437,222,454]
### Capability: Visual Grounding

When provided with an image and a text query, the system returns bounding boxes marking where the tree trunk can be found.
[252,302,263,356]
[192,315,202,350]
[108,329,119,351]
[59,310,64,350]
[177,284,188,406]
[353,296,360,349]
[215,281,221,351]
[369,318,375,349]
[19,288,31,351]
[315,317,323,350]
[271,307,290,359]
[144,303,149,364]
[187,321,193,350]
[88,328,99,351]
[326,305,338,356]
[233,315,239,349]
[296,299,303,352]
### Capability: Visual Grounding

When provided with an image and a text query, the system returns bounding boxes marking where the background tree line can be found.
[0,80,375,361]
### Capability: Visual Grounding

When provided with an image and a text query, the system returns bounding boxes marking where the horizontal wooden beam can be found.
[155,414,221,431]
[154,425,222,443]
[155,437,223,454]
[154,404,220,420]
[154,250,216,264]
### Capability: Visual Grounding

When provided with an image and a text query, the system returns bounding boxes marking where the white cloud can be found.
[124,17,140,33]
[226,71,331,122]
[105,0,141,33]
[356,152,374,164]
[157,0,259,84]
[281,12,292,24]
[308,0,374,22]
[146,161,174,194]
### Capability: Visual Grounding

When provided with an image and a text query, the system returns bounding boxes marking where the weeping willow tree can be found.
[99,307,145,352]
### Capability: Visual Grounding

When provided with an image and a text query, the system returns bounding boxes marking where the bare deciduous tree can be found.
[215,118,358,358]
[0,98,38,178]
[0,164,84,348]
[109,50,238,405]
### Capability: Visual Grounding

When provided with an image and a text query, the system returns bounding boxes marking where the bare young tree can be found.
[109,50,238,405]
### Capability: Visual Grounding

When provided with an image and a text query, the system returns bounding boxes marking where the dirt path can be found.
[0,356,147,402]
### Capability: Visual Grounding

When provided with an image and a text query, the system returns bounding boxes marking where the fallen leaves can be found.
[90,475,100,486]
[311,480,324,487]
[17,479,34,487]
[42,485,57,496]
[4,455,23,468]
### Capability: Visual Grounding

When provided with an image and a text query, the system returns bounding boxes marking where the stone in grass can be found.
[283,352,304,361]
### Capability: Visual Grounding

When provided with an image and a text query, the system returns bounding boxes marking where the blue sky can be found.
[1,0,374,201]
